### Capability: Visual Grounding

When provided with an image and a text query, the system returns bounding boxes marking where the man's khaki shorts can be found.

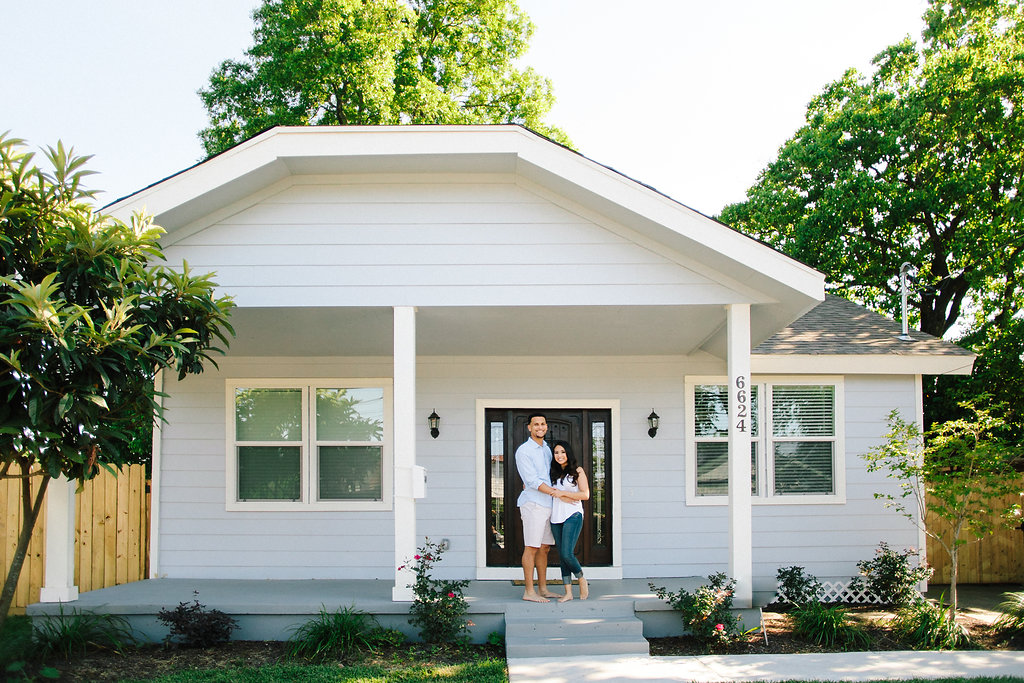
[520,501,555,548]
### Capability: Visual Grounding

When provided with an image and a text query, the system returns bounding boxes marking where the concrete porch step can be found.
[506,632,650,658]
[504,600,649,658]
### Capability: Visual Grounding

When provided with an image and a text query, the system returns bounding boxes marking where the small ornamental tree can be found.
[862,406,1022,616]
[0,133,235,626]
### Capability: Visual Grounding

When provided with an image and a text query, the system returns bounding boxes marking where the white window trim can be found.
[685,375,846,506]
[225,378,394,512]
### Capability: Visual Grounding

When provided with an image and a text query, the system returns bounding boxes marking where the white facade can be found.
[154,353,920,594]
[65,126,969,609]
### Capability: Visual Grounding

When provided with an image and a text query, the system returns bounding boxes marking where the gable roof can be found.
[104,125,835,353]
[753,295,975,375]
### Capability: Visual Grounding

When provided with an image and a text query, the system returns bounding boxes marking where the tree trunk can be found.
[0,462,51,631]
[948,543,959,620]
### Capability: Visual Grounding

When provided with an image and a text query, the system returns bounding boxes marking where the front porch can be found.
[26,578,768,644]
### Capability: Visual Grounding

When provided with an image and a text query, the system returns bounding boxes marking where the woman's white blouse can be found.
[551,475,584,524]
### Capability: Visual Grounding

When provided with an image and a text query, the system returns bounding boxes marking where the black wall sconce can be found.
[428,410,441,439]
[647,410,660,438]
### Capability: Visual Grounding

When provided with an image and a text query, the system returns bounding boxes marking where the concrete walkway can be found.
[508,650,1024,682]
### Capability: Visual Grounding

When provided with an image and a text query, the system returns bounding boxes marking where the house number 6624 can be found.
[735,375,749,433]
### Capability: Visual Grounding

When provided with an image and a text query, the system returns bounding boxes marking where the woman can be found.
[549,440,590,601]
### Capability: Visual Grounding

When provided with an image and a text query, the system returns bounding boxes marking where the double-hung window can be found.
[686,377,844,504]
[226,379,392,511]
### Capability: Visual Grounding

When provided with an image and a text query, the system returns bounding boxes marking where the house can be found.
[37,125,974,617]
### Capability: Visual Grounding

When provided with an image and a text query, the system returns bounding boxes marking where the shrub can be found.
[402,538,472,643]
[774,566,823,607]
[890,596,973,650]
[790,601,870,650]
[1,615,40,678]
[851,542,932,607]
[649,572,742,649]
[287,606,379,662]
[32,606,137,660]
[993,591,1024,642]
[364,626,407,650]
[157,594,237,648]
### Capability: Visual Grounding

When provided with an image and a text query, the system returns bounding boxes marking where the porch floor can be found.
[26,577,766,643]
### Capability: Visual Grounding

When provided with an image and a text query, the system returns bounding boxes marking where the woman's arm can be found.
[576,468,590,500]
[554,469,590,502]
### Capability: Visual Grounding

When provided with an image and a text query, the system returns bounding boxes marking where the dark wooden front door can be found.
[485,408,612,567]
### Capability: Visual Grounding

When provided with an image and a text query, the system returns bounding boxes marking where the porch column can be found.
[726,303,753,608]
[392,306,417,601]
[39,476,79,603]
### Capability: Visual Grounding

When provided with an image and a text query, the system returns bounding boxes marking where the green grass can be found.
[778,680,1024,683]
[117,658,507,682]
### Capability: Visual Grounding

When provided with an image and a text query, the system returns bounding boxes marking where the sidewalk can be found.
[508,650,1024,682]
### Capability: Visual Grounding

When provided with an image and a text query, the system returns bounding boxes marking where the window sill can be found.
[226,499,392,512]
[686,493,847,506]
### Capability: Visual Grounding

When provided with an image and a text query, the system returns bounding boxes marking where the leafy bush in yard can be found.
[402,538,472,644]
[32,605,136,659]
[790,601,871,649]
[891,596,974,650]
[649,572,742,649]
[364,626,407,649]
[774,566,823,607]
[994,591,1024,642]
[287,606,380,662]
[157,594,238,648]
[851,542,932,607]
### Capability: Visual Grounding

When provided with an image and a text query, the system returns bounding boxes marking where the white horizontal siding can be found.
[158,356,921,583]
[162,179,737,307]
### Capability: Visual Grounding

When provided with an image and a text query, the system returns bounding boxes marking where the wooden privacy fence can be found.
[1,465,149,614]
[925,490,1024,584]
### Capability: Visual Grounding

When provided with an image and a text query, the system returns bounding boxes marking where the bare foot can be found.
[579,577,589,600]
[523,592,550,603]
[539,590,560,598]
[558,591,574,603]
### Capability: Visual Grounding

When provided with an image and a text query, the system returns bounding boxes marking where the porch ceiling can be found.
[225,305,730,357]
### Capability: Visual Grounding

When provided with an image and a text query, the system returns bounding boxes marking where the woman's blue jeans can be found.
[550,512,584,583]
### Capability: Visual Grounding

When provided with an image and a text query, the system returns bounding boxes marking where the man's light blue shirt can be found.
[515,437,552,508]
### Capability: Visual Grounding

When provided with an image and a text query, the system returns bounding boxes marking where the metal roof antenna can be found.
[898,263,914,341]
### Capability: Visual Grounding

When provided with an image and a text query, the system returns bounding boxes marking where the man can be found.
[514,412,559,602]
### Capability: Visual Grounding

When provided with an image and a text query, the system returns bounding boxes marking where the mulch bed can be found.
[36,641,504,682]
[17,608,1021,681]
[649,607,1017,656]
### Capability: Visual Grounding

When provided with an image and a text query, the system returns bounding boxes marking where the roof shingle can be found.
[753,295,975,357]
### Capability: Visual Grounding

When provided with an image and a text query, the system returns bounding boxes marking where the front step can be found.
[504,600,649,658]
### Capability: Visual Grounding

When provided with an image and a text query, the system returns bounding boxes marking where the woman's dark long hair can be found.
[549,440,579,486]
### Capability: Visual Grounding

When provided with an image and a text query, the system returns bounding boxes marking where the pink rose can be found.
[715,624,724,631]
[448,592,455,598]
[414,555,421,560]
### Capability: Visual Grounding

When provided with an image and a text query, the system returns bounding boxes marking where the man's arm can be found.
[515,445,556,496]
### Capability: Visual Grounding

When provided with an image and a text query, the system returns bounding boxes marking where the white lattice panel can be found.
[776,579,887,605]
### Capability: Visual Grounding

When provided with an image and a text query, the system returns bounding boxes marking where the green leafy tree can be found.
[0,134,235,626]
[718,0,1024,434]
[199,0,566,156]
[862,406,1022,616]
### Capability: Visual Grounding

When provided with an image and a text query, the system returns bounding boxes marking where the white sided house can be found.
[60,126,973,612]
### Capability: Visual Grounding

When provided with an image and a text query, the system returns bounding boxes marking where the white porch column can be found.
[727,303,753,608]
[39,476,79,603]
[392,306,417,601]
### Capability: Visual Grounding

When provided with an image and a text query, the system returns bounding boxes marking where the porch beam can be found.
[727,303,753,608]
[39,476,79,603]
[392,306,417,601]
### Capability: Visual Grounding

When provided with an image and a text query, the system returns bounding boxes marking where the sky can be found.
[4,0,930,216]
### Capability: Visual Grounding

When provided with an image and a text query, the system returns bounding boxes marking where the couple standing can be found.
[515,413,591,603]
